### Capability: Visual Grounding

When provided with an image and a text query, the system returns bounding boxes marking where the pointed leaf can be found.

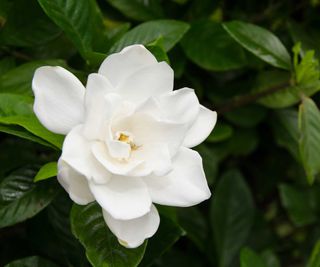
[34,162,58,182]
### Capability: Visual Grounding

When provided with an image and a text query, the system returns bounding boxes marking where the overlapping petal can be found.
[32,66,85,134]
[102,205,159,248]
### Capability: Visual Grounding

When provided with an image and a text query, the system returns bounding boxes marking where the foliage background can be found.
[1,0,320,266]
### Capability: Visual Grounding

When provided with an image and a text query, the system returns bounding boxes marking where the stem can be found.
[216,82,290,114]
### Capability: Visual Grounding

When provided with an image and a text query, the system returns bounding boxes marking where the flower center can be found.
[116,131,139,151]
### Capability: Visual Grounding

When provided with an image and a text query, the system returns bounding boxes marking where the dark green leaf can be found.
[240,248,267,267]
[0,0,61,47]
[71,202,147,267]
[0,166,58,228]
[34,162,57,182]
[299,97,320,184]
[4,256,59,267]
[106,0,164,21]
[260,250,281,267]
[223,21,291,70]
[38,0,108,61]
[181,20,247,71]
[211,170,255,267]
[207,122,233,143]
[0,57,15,76]
[109,20,189,53]
[279,184,319,226]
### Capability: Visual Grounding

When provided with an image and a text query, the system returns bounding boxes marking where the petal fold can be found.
[102,205,159,248]
[32,66,85,134]
[89,176,152,220]
[144,147,211,207]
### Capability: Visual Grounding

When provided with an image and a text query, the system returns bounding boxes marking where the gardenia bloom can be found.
[32,44,217,248]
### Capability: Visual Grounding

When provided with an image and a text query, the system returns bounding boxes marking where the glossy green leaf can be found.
[106,0,164,21]
[307,240,320,267]
[146,37,170,64]
[0,60,66,96]
[279,184,319,226]
[211,170,255,267]
[71,202,147,267]
[207,122,233,143]
[4,256,59,267]
[271,109,300,161]
[109,20,189,53]
[140,215,184,267]
[38,0,108,60]
[240,248,267,267]
[299,97,320,184]
[0,0,61,47]
[223,21,291,70]
[254,71,320,108]
[0,166,58,228]
[34,162,57,182]
[181,20,247,71]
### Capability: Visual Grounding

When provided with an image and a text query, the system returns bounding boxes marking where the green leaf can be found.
[260,250,281,267]
[307,240,320,267]
[207,122,234,143]
[279,184,319,226]
[271,109,300,161]
[140,215,184,267]
[223,20,291,70]
[38,0,108,61]
[299,97,320,184]
[146,37,170,64]
[0,0,61,47]
[226,128,259,156]
[240,248,267,267]
[4,256,59,267]
[0,57,15,76]
[109,20,189,53]
[195,145,218,185]
[34,162,57,182]
[253,70,320,108]
[181,20,247,71]
[0,60,66,96]
[211,170,255,267]
[0,166,58,228]
[71,202,147,267]
[105,0,164,21]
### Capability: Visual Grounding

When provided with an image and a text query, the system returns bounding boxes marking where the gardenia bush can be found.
[1,0,320,267]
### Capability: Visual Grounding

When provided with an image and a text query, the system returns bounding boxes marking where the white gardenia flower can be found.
[32,44,217,248]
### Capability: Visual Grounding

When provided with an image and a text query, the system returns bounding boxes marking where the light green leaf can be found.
[0,0,61,47]
[4,256,59,267]
[299,97,320,184]
[109,20,189,53]
[71,202,147,267]
[279,184,319,226]
[240,248,267,267]
[307,240,320,267]
[34,162,58,182]
[211,170,255,267]
[0,166,58,228]
[253,70,320,108]
[38,0,108,61]
[105,0,164,21]
[181,20,247,71]
[0,60,66,96]
[223,20,291,70]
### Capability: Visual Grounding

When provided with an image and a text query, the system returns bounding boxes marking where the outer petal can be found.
[144,147,211,207]
[116,62,174,103]
[61,125,111,184]
[57,159,95,205]
[32,66,85,134]
[183,106,217,148]
[99,45,157,87]
[102,205,160,248]
[89,176,152,220]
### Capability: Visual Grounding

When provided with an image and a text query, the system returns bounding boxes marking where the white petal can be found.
[89,176,152,220]
[99,45,157,87]
[157,88,200,124]
[57,159,94,205]
[183,106,217,148]
[117,62,174,103]
[144,147,211,207]
[61,125,111,184]
[107,140,131,159]
[32,66,85,134]
[102,205,160,248]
